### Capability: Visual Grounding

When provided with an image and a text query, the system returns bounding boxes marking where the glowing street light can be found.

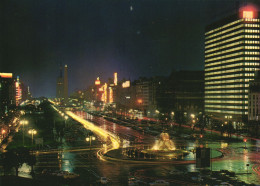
[20,120,29,146]
[243,138,247,149]
[64,115,69,127]
[86,135,96,149]
[28,129,37,145]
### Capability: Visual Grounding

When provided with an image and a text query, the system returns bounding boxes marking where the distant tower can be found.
[56,65,64,99]
[64,64,68,104]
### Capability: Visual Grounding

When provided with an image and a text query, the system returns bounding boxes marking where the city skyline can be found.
[2,0,260,97]
[1,1,260,185]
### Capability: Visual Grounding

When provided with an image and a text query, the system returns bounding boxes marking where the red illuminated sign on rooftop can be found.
[239,5,258,19]
[243,11,253,19]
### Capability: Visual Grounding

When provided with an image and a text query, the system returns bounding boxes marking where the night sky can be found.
[1,0,259,97]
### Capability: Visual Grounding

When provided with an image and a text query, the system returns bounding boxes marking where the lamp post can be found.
[137,99,143,119]
[64,115,68,127]
[155,110,160,124]
[190,114,195,129]
[28,129,37,145]
[171,112,175,121]
[86,135,96,149]
[20,120,29,146]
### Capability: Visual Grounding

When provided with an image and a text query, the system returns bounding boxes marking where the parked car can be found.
[149,180,169,186]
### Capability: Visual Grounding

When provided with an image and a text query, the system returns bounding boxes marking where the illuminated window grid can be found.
[205,63,259,72]
[205,79,254,85]
[206,35,260,49]
[205,84,249,89]
[206,48,260,58]
[205,47,260,62]
[205,57,260,67]
[205,104,248,109]
[205,51,244,62]
[206,29,260,45]
[205,68,256,76]
[205,100,248,104]
[205,19,243,36]
[205,73,255,80]
[206,30,244,44]
[205,89,248,94]
[206,48,244,59]
[205,24,244,39]
[205,18,259,35]
[205,41,243,54]
[245,24,260,28]
[205,95,248,99]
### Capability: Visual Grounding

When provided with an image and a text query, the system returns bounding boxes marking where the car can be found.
[149,180,169,186]
[100,177,108,184]
[128,177,140,185]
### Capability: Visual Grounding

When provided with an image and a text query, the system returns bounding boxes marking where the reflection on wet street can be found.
[23,111,260,185]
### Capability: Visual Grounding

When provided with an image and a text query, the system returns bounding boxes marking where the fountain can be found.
[141,132,189,159]
[104,131,223,163]
[151,132,176,151]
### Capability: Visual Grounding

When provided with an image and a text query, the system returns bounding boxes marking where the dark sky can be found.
[1,0,259,97]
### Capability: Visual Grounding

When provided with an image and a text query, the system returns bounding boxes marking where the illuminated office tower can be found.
[204,5,260,121]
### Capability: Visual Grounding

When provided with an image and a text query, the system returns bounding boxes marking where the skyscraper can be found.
[56,65,64,99]
[64,64,68,104]
[204,5,260,121]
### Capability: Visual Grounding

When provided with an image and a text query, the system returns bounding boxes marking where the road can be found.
[14,109,260,185]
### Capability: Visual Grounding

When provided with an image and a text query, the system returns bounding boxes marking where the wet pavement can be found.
[2,110,260,185]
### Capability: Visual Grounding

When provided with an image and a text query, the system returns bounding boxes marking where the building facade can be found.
[204,6,260,121]
[0,73,16,115]
[248,71,260,121]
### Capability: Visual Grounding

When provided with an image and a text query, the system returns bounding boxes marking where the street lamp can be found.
[137,99,143,118]
[64,115,68,127]
[28,129,37,145]
[155,110,160,124]
[86,135,96,149]
[20,120,29,146]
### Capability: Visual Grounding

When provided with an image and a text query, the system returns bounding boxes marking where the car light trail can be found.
[66,111,120,160]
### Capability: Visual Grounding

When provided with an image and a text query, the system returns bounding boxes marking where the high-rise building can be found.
[56,65,64,99]
[204,5,260,121]
[64,64,68,104]
[15,76,22,106]
[0,73,16,114]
